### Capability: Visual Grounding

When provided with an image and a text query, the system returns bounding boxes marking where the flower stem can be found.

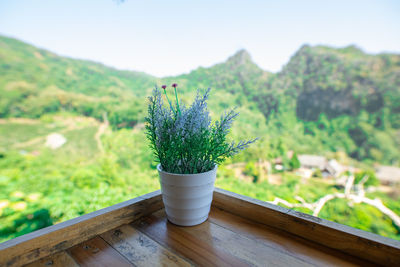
[174,87,181,117]
[163,89,175,114]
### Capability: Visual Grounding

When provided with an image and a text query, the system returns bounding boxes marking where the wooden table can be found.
[1,189,399,266]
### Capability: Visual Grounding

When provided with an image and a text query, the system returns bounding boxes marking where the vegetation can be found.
[0,35,399,242]
[145,86,257,174]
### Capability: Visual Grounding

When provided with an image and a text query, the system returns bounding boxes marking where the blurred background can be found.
[0,0,399,242]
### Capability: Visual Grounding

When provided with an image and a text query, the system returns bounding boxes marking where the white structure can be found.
[45,133,67,149]
[326,159,344,178]
[296,168,313,179]
[298,155,344,178]
[376,166,400,185]
[298,155,326,170]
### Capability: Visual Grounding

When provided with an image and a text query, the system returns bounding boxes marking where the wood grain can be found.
[4,188,400,267]
[209,206,372,267]
[132,214,249,266]
[24,251,79,267]
[101,224,192,267]
[67,236,132,267]
[0,190,163,267]
[151,210,314,267]
[213,188,400,266]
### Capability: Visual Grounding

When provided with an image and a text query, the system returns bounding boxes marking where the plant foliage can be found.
[145,85,257,174]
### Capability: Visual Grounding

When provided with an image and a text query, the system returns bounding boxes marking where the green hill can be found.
[0,35,158,128]
[177,44,400,165]
[1,35,400,242]
[1,35,400,164]
[271,45,400,164]
[0,36,156,96]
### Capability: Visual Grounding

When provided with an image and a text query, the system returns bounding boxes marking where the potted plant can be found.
[145,83,257,226]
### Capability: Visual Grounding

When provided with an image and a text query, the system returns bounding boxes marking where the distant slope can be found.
[174,49,271,93]
[279,45,400,122]
[0,35,156,96]
[264,45,400,163]
[0,35,157,127]
[1,35,399,164]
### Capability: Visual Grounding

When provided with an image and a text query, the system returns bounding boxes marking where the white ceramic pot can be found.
[157,164,217,226]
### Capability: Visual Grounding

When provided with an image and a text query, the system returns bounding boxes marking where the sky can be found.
[0,0,399,77]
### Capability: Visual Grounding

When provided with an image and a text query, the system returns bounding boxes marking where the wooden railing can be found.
[0,191,162,267]
[0,188,399,266]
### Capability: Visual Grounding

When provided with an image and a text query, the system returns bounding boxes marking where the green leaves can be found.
[145,87,257,174]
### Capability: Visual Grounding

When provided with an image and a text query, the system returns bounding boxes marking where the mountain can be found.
[0,36,156,96]
[1,35,399,165]
[265,45,400,163]
[0,36,159,127]
[280,45,400,121]
[1,35,400,243]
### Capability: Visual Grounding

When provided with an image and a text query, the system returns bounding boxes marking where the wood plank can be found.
[151,210,314,267]
[212,188,400,266]
[0,190,163,267]
[101,224,192,267]
[209,206,372,267]
[132,213,250,266]
[24,251,79,267]
[67,236,132,267]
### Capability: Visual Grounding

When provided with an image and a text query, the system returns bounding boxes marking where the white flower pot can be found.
[157,164,217,226]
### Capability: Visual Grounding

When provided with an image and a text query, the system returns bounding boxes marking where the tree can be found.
[289,152,301,170]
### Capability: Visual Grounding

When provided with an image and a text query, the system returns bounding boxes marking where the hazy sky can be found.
[0,0,399,77]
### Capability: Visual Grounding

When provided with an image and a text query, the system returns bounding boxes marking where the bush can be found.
[289,152,301,170]
[313,169,323,178]
[355,170,379,187]
[243,162,260,183]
